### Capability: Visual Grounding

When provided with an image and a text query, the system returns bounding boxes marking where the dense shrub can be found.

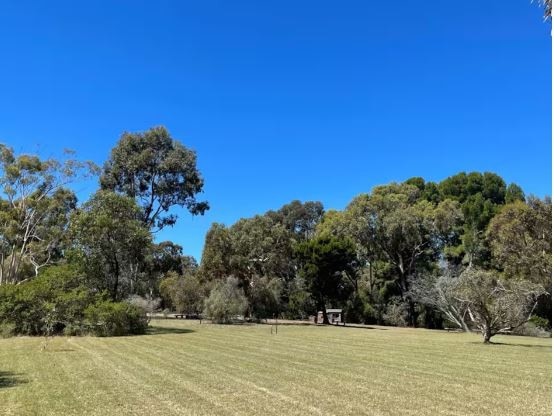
[343,293,373,324]
[511,322,551,338]
[529,315,550,330]
[0,265,94,335]
[84,301,148,336]
[0,265,148,337]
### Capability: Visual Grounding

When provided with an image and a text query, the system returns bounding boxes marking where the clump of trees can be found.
[199,173,550,343]
[0,128,549,343]
[0,126,208,337]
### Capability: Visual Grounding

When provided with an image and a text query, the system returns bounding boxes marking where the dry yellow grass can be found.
[0,320,551,415]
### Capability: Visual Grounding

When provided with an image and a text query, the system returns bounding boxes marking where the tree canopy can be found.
[100,126,209,231]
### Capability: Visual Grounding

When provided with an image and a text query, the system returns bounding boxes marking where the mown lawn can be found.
[0,320,550,416]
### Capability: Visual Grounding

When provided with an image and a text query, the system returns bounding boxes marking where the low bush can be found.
[512,321,552,338]
[529,315,550,330]
[84,301,148,336]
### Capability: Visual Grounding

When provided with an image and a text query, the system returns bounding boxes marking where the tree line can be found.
[0,126,550,342]
[197,174,551,342]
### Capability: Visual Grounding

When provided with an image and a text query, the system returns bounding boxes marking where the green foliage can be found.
[404,176,425,191]
[199,223,232,281]
[100,126,209,231]
[0,322,15,338]
[529,315,550,330]
[159,271,205,314]
[84,301,148,337]
[249,276,282,319]
[436,172,509,267]
[227,215,293,282]
[199,201,325,313]
[69,190,152,300]
[0,264,94,335]
[284,277,315,319]
[505,183,525,204]
[295,236,358,322]
[487,198,552,289]
[267,200,324,240]
[487,197,552,326]
[0,145,96,284]
[194,171,534,330]
[146,241,198,300]
[0,264,147,337]
[149,241,197,277]
[203,277,248,323]
[343,293,369,324]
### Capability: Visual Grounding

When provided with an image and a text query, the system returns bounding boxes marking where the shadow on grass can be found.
[146,326,196,336]
[340,324,388,331]
[470,341,551,348]
[0,371,27,389]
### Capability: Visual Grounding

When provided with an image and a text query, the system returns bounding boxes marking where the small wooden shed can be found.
[316,309,343,325]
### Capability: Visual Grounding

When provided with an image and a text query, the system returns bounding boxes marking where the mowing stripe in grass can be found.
[0,322,550,416]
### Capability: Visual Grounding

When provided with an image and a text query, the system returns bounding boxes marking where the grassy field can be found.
[0,320,550,416]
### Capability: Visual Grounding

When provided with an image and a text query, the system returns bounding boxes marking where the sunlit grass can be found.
[0,320,550,415]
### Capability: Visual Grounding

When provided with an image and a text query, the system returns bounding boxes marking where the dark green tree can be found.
[504,183,525,204]
[249,276,282,320]
[295,236,358,324]
[437,172,510,266]
[149,241,198,277]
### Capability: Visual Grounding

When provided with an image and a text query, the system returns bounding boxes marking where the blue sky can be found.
[0,1,551,261]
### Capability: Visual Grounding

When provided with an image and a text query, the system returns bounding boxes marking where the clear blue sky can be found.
[0,1,551,261]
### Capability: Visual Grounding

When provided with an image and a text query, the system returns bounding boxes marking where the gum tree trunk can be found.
[482,324,492,343]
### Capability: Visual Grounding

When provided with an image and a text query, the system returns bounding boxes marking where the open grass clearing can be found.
[0,320,550,416]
